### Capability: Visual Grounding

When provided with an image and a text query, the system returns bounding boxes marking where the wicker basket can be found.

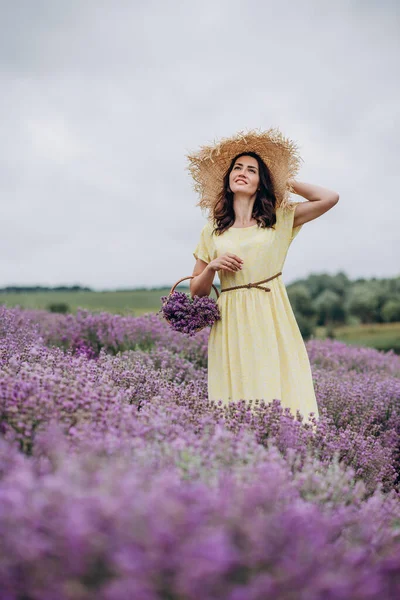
[168,275,220,299]
[161,275,220,334]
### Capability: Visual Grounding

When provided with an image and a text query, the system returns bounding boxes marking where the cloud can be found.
[0,0,399,288]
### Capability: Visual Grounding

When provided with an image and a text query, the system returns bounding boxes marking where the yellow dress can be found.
[193,202,319,422]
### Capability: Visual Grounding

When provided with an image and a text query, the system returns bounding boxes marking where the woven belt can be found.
[220,271,282,293]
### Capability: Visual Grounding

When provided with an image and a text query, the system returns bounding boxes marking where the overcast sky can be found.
[1,0,399,290]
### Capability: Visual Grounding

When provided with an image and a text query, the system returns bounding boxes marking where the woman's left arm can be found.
[287,179,339,228]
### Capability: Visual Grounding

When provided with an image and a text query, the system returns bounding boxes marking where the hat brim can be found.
[186,127,303,214]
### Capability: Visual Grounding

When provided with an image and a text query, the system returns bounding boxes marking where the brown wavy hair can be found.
[212,151,278,235]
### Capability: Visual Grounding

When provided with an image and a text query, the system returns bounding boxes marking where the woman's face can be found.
[229,155,260,196]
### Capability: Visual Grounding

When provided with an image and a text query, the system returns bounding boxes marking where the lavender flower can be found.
[1,305,400,598]
[159,291,221,336]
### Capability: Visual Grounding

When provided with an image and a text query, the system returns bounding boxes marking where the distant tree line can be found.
[284,272,400,337]
[0,285,93,293]
[165,271,400,337]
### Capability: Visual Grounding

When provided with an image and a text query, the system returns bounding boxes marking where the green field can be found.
[0,288,196,316]
[318,321,400,354]
[1,289,399,353]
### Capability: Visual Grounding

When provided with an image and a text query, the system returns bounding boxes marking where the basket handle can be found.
[168,276,220,299]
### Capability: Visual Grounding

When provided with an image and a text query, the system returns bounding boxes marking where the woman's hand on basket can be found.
[209,253,244,274]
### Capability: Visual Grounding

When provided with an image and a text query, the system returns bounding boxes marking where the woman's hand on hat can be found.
[209,253,244,274]
[287,178,297,192]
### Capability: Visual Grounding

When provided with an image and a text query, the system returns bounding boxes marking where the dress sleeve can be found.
[193,222,215,264]
[290,202,303,242]
[278,202,303,243]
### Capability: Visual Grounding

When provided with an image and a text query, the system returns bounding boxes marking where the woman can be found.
[187,128,339,423]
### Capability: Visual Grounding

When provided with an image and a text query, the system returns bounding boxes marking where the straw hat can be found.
[186,126,303,216]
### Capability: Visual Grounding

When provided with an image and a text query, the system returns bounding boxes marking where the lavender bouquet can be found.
[159,290,221,336]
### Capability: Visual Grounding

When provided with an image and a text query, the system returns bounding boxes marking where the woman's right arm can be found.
[190,260,216,298]
[190,253,244,298]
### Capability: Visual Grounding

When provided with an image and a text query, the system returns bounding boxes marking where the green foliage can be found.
[345,282,383,324]
[287,273,400,328]
[294,313,316,339]
[314,289,345,325]
[286,285,317,339]
[47,302,70,314]
[381,299,400,323]
[287,284,316,318]
[305,271,349,299]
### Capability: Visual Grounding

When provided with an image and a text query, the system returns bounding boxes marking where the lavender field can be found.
[1,304,400,599]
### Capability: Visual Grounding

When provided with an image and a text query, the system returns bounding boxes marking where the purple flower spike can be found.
[159,291,221,336]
